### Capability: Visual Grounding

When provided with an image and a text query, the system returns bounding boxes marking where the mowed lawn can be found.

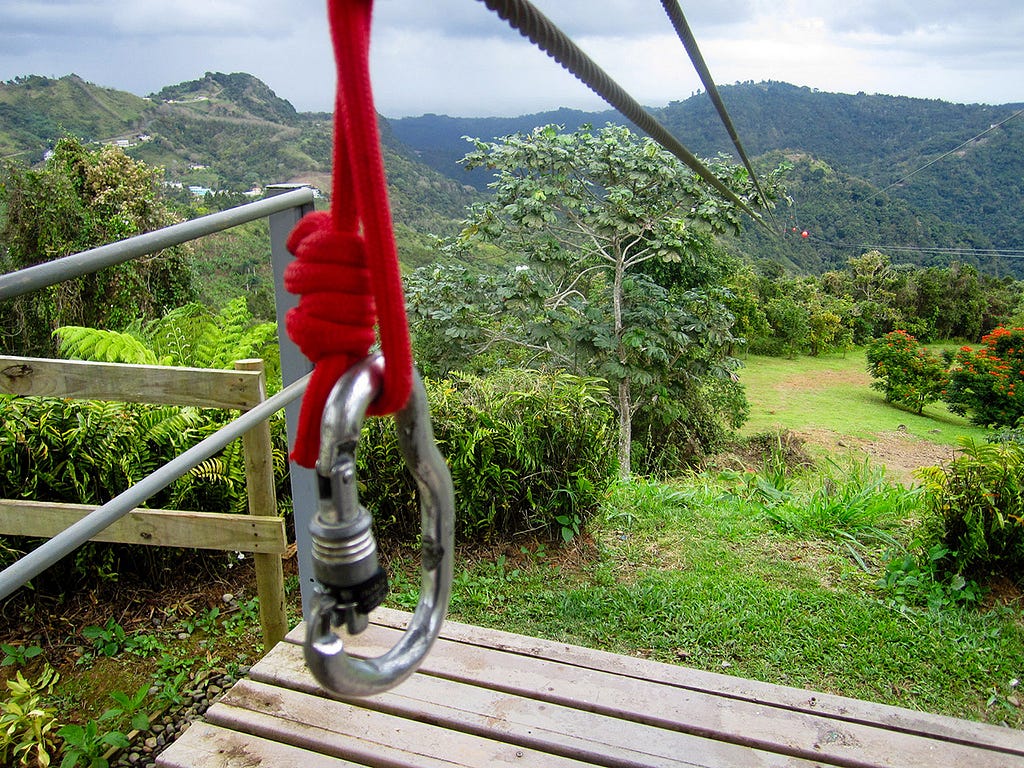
[737,348,989,448]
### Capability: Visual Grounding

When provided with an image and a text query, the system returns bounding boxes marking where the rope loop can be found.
[284,0,413,468]
[285,210,378,468]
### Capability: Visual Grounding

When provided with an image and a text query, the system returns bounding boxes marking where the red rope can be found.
[284,0,412,468]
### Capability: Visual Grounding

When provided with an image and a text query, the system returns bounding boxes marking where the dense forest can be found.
[2,72,1023,282]
[390,82,1024,276]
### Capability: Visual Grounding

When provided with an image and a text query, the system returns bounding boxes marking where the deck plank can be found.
[252,643,819,768]
[273,623,1022,768]
[158,610,1023,768]
[208,679,599,767]
[156,721,364,767]
[338,608,1024,756]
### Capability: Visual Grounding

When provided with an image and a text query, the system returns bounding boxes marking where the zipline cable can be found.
[478,0,773,233]
[879,108,1024,195]
[659,0,777,229]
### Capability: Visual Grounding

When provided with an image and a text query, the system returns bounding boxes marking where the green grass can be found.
[405,475,1024,728]
[738,348,989,447]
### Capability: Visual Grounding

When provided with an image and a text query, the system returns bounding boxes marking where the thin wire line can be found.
[880,108,1024,194]
[802,234,1024,258]
[659,0,777,229]
[477,0,773,233]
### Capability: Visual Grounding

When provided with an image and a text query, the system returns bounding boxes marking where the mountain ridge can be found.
[2,72,1022,276]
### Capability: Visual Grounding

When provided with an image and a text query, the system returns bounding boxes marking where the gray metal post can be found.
[265,184,319,620]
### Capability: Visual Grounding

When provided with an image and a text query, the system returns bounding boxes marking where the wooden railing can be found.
[0,354,288,650]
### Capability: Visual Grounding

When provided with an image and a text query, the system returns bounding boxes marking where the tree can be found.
[0,137,196,355]
[866,330,947,415]
[945,327,1024,427]
[420,123,780,477]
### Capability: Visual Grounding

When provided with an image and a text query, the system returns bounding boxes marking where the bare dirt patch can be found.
[797,427,957,485]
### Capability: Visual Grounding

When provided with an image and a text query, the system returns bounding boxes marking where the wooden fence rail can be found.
[0,354,289,650]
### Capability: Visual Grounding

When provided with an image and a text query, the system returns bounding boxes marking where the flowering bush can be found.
[865,330,947,414]
[945,327,1024,427]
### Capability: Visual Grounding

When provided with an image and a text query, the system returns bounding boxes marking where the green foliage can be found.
[0,665,61,768]
[81,621,126,659]
[945,327,1024,427]
[56,720,128,768]
[55,297,279,382]
[916,437,1024,579]
[1,645,43,668]
[0,137,196,356]
[0,392,287,582]
[879,544,982,611]
[358,369,616,542]
[866,330,948,414]
[101,686,150,733]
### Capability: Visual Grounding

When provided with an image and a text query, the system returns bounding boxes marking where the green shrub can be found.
[944,327,1024,427]
[357,369,617,541]
[631,378,748,476]
[0,395,290,583]
[865,330,947,414]
[916,437,1024,579]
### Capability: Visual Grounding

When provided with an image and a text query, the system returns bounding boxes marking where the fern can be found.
[53,326,157,365]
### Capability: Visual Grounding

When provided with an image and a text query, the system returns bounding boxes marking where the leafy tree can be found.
[424,123,779,476]
[0,137,195,355]
[762,295,809,358]
[865,330,947,414]
[945,327,1024,427]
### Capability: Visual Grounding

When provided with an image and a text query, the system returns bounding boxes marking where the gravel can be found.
[110,668,247,768]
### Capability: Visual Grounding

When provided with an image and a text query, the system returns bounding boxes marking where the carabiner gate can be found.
[304,354,454,697]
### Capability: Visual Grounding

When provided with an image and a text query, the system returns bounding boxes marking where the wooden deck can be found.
[158,607,1024,768]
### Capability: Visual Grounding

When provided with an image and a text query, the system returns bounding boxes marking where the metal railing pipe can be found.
[0,374,310,602]
[0,187,315,301]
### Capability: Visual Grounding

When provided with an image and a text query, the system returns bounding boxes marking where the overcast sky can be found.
[1,1,1022,118]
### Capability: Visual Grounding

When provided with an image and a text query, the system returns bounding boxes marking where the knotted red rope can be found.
[285,0,412,468]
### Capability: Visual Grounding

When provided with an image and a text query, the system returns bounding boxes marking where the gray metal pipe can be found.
[0,187,315,301]
[0,374,309,602]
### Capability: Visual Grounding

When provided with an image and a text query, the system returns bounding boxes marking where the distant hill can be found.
[389,82,1024,276]
[0,74,150,160]
[0,72,479,244]
[4,73,1023,277]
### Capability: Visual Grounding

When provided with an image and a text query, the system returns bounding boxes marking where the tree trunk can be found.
[617,376,631,479]
[613,254,630,478]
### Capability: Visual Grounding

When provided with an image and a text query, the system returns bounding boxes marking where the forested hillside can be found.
[0,72,478,240]
[390,82,1024,276]
[3,73,1022,278]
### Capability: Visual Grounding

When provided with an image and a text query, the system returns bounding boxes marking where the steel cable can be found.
[659,0,777,229]
[478,0,772,232]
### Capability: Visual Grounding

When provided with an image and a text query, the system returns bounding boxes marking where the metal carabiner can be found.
[304,354,454,697]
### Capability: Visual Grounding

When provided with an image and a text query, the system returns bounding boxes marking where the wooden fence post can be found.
[235,359,288,651]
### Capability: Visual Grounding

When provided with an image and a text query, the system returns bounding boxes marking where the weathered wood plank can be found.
[156,721,363,768]
[0,355,263,409]
[253,640,820,768]
[280,619,1023,768]
[320,608,1024,757]
[207,679,597,768]
[0,499,286,554]
[235,359,287,651]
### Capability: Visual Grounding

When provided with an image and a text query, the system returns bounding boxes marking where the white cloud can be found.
[1,0,1022,115]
